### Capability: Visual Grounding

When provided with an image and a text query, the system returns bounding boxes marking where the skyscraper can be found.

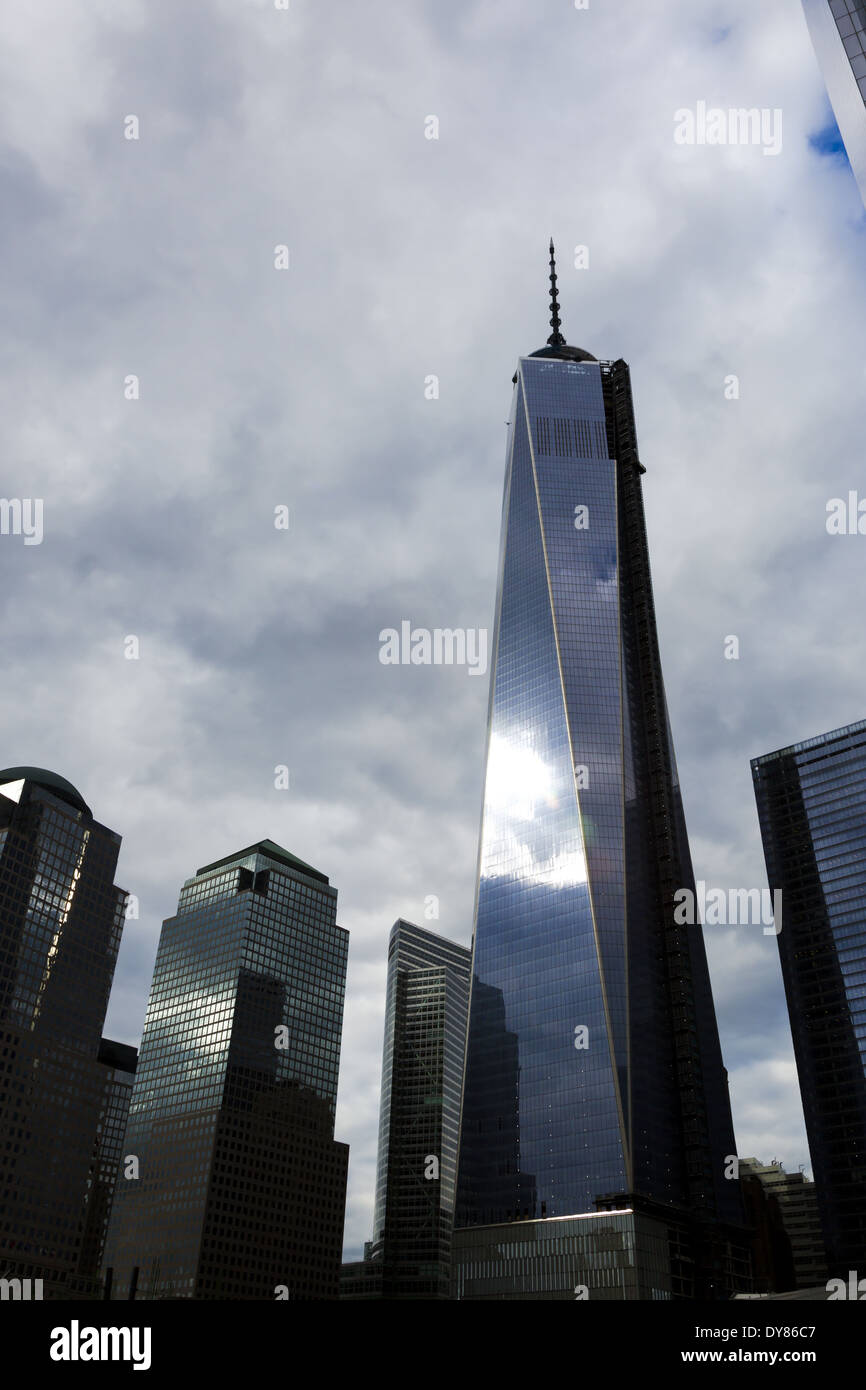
[802,0,866,208]
[0,767,129,1297]
[345,920,470,1299]
[79,1040,138,1287]
[453,248,749,1300]
[103,839,350,1300]
[752,719,866,1277]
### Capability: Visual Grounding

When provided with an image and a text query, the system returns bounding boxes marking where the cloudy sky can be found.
[1,0,864,1260]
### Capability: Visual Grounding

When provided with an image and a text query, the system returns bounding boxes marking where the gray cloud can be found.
[1,0,863,1258]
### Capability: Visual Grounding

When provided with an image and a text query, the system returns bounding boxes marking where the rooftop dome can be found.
[529,342,597,363]
[0,767,91,815]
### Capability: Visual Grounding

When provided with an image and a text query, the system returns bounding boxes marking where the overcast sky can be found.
[1,0,864,1260]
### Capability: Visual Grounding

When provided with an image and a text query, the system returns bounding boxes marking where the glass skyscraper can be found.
[350,920,470,1299]
[80,1040,138,1287]
[802,0,866,208]
[752,718,866,1277]
[453,248,748,1300]
[103,839,350,1300]
[0,767,130,1297]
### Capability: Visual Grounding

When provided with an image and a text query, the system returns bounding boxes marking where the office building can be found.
[740,1158,827,1290]
[0,767,129,1297]
[79,1040,138,1287]
[340,1242,384,1300]
[739,1164,797,1295]
[453,247,750,1300]
[344,921,470,1298]
[752,719,866,1276]
[103,839,349,1299]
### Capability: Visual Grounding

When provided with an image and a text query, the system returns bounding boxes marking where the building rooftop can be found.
[196,838,330,885]
[751,717,866,767]
[0,766,91,816]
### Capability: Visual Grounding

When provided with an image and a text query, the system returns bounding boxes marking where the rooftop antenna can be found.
[547,238,566,347]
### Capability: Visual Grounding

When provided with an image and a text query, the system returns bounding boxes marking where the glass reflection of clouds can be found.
[482,731,588,888]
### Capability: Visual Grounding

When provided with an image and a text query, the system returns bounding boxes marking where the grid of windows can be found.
[739,1158,828,1290]
[752,720,866,1275]
[830,0,866,100]
[455,351,748,1298]
[452,1211,674,1301]
[0,774,129,1297]
[533,414,608,459]
[458,360,626,1228]
[79,1042,137,1283]
[363,921,470,1299]
[103,842,349,1300]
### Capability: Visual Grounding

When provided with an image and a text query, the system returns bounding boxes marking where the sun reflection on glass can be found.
[483,732,588,887]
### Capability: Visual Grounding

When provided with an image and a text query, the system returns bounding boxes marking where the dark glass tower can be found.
[356,920,470,1298]
[80,1040,138,1286]
[0,767,130,1297]
[103,839,350,1300]
[454,249,748,1300]
[752,719,866,1277]
[802,0,866,209]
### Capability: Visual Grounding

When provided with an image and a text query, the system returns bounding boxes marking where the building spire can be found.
[547,237,566,347]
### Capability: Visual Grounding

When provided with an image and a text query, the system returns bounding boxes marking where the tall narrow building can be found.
[802,0,866,209]
[344,920,470,1299]
[0,767,130,1297]
[453,248,749,1300]
[103,840,350,1300]
[752,719,866,1278]
[79,1040,138,1287]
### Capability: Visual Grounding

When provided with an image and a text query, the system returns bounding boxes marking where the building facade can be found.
[79,1039,138,1289]
[739,1158,827,1291]
[103,839,349,1300]
[453,1207,684,1302]
[739,1165,797,1295]
[802,0,866,207]
[453,249,750,1300]
[350,920,470,1299]
[0,767,129,1297]
[340,1241,384,1300]
[752,719,866,1277]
